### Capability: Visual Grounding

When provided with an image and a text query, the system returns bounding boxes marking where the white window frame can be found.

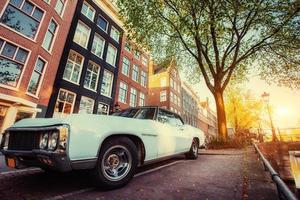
[142,56,148,66]
[132,64,139,82]
[118,81,128,103]
[121,56,130,76]
[54,88,76,117]
[101,69,114,98]
[81,1,95,21]
[63,50,84,85]
[0,37,31,91]
[26,56,48,97]
[134,50,140,60]
[79,96,95,114]
[129,87,137,107]
[83,61,100,92]
[160,77,166,87]
[54,0,66,17]
[160,90,167,102]
[139,92,145,106]
[110,26,120,43]
[141,70,147,87]
[97,102,110,115]
[106,44,117,67]
[124,42,131,52]
[0,0,46,42]
[73,20,91,49]
[42,18,59,53]
[91,33,105,59]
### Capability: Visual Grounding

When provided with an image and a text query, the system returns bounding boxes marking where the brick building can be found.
[114,35,149,110]
[181,82,199,127]
[0,0,77,133]
[148,58,182,114]
[199,99,218,140]
[46,0,123,117]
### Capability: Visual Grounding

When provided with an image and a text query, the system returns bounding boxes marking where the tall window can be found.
[79,96,94,114]
[73,21,90,48]
[160,90,167,102]
[0,0,44,39]
[84,61,100,91]
[160,77,166,87]
[106,44,117,66]
[132,64,139,82]
[27,57,46,95]
[141,71,147,87]
[170,78,174,88]
[118,82,128,103]
[139,92,145,106]
[170,91,174,103]
[110,26,120,42]
[101,70,113,97]
[42,19,58,51]
[55,0,65,16]
[134,50,140,60]
[142,56,148,66]
[91,33,105,58]
[129,88,137,107]
[54,89,76,117]
[63,50,84,84]
[97,15,108,32]
[121,57,130,76]
[124,42,131,52]
[81,1,95,21]
[97,102,109,115]
[0,39,29,88]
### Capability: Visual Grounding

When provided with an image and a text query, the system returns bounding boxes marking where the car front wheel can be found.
[92,137,138,189]
[185,139,199,160]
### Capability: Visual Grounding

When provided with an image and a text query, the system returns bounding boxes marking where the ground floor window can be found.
[97,102,109,115]
[54,89,76,117]
[79,96,94,114]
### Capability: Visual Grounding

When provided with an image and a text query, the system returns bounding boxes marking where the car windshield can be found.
[112,108,155,119]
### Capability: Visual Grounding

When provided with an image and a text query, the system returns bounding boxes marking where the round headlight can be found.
[48,132,59,150]
[40,133,49,149]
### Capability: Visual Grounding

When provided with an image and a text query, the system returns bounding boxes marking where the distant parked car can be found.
[0,106,205,188]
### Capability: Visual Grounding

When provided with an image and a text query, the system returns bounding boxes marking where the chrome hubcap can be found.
[101,145,132,181]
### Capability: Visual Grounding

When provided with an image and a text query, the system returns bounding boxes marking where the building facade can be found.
[199,100,218,140]
[46,0,123,117]
[114,35,149,110]
[148,58,182,114]
[0,0,77,133]
[181,82,199,127]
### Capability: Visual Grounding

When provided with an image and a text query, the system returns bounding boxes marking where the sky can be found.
[186,75,300,129]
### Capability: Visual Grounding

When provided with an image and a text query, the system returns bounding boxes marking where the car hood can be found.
[9,114,137,129]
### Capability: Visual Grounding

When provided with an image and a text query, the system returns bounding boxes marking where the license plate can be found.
[7,157,16,168]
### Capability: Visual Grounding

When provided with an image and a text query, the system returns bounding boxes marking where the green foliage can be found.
[118,0,300,90]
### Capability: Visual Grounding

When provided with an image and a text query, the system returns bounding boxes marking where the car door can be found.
[173,114,193,152]
[156,109,178,157]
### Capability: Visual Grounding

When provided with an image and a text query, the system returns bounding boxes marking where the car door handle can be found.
[179,127,184,131]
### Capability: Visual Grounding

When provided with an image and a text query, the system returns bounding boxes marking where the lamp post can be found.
[261,92,277,142]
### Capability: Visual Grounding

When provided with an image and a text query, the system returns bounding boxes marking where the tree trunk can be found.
[213,89,228,141]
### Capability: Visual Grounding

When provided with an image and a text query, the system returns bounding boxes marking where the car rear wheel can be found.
[185,139,199,160]
[92,137,138,189]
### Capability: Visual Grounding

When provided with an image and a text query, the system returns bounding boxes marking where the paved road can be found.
[0,147,277,200]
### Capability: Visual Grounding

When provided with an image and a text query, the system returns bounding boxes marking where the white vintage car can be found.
[0,106,205,188]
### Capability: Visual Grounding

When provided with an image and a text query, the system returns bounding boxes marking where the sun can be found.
[275,107,290,117]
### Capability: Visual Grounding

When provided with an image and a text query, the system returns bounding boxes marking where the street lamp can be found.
[261,92,277,142]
